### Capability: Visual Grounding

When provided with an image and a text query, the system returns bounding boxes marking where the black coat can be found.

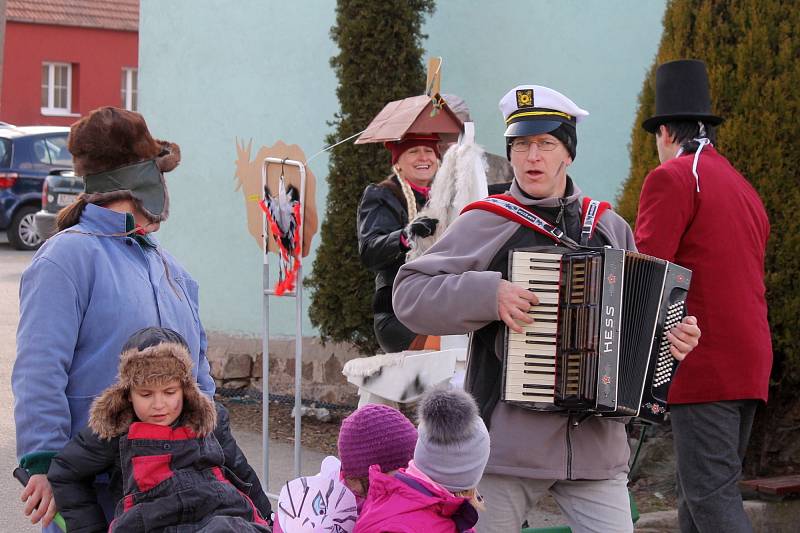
[357,176,426,306]
[48,404,271,533]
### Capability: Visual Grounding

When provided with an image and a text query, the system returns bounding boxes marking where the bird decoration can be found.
[259,173,303,295]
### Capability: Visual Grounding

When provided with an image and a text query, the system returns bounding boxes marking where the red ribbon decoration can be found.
[258,199,303,296]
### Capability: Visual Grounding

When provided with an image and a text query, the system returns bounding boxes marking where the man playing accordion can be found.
[393,84,701,533]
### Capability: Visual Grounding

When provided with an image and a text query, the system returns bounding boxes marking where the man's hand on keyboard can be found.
[497,280,539,333]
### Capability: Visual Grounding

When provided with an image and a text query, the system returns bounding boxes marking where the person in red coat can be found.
[636,59,772,533]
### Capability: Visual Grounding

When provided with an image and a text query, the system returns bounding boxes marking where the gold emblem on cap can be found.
[516,89,534,109]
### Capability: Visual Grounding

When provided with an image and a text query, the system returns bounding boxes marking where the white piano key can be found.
[507,343,557,356]
[504,374,556,386]
[517,322,558,334]
[514,252,563,262]
[512,269,561,280]
[504,391,555,403]
[504,360,556,372]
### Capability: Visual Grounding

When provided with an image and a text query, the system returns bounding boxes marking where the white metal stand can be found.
[261,157,306,497]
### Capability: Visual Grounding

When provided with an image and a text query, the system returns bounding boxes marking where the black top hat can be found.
[642,59,724,133]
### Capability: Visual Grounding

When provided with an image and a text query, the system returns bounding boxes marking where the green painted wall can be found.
[422,0,667,199]
[140,0,665,337]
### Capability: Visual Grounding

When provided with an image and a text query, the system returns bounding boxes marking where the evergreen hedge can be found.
[306,0,435,354]
[616,0,800,473]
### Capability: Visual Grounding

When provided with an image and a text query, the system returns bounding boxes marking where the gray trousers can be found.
[476,472,633,533]
[670,400,758,533]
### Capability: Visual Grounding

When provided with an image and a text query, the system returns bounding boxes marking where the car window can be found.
[44,134,72,166]
[28,135,71,169]
[0,139,9,167]
[32,138,52,165]
[14,138,50,171]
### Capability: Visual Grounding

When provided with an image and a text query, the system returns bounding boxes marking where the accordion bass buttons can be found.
[652,301,685,387]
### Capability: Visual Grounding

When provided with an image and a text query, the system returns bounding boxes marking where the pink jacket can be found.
[354,465,477,533]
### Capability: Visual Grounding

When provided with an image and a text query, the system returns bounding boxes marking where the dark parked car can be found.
[0,126,71,250]
[35,170,83,241]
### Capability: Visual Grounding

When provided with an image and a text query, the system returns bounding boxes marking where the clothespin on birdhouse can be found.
[426,57,443,116]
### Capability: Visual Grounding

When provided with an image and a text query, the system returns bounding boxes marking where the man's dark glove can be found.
[404,216,438,239]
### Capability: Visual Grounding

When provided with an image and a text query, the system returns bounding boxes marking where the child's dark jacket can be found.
[48,402,271,533]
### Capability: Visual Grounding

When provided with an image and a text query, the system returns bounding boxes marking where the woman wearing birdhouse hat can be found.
[356,94,462,354]
[13,107,214,530]
[357,132,441,353]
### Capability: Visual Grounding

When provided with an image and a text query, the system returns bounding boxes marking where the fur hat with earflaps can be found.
[89,327,216,440]
[66,106,181,224]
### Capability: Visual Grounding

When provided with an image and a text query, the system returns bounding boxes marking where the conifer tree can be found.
[306,0,435,353]
[617,0,800,473]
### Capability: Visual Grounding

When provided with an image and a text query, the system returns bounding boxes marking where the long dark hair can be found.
[661,120,718,154]
[56,194,89,232]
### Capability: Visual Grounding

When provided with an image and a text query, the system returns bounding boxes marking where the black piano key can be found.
[522,384,556,390]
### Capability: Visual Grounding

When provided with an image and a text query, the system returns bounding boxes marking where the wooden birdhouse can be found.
[355,93,464,145]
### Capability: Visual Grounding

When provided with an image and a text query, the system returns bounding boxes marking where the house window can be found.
[121,68,138,111]
[41,62,72,115]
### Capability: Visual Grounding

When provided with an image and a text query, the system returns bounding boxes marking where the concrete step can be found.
[635,500,800,532]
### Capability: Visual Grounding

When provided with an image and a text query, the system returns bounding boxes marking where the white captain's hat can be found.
[499,85,589,138]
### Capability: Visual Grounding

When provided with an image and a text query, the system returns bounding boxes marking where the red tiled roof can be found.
[7,0,139,32]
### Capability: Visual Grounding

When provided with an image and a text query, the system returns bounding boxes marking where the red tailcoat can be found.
[635,147,771,404]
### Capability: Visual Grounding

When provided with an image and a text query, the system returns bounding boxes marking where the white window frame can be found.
[121,67,138,111]
[41,62,75,116]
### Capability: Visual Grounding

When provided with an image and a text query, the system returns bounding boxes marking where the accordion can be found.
[501,246,692,423]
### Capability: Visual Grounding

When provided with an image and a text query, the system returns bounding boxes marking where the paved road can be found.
[0,243,39,532]
[0,242,324,530]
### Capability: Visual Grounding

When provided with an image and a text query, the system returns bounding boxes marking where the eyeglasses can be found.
[509,138,560,153]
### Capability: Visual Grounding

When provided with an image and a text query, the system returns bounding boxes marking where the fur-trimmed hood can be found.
[89,341,216,440]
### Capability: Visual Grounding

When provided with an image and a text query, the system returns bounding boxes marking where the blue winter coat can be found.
[13,204,215,473]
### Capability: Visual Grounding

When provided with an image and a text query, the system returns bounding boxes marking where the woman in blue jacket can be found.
[13,107,215,531]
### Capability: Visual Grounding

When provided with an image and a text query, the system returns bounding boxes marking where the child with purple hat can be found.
[273,403,418,532]
[337,404,419,503]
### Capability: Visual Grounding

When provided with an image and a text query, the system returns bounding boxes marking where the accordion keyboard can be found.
[504,252,563,405]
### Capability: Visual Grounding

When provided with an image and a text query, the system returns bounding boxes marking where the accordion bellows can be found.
[502,246,692,423]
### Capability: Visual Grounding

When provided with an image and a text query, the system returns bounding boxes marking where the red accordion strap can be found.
[580,197,612,246]
[462,194,580,248]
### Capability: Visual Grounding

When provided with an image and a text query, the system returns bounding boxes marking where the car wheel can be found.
[8,205,43,251]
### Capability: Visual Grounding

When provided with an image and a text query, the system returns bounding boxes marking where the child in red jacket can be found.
[47,327,272,532]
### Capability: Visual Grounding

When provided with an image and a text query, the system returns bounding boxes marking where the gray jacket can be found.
[393,179,636,480]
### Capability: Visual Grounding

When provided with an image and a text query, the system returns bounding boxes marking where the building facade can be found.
[1,0,138,126]
[138,0,668,340]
